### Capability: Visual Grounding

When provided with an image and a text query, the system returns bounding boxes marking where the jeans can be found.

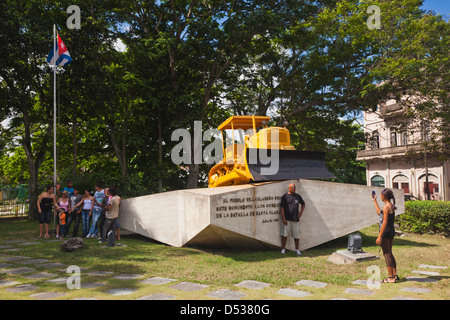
[101,218,117,247]
[88,207,102,236]
[81,209,91,237]
[98,212,106,239]
[59,224,66,237]
[65,212,81,237]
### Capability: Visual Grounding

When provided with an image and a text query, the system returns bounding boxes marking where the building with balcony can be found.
[356,99,449,201]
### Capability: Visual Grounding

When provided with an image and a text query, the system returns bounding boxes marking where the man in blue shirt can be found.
[62,180,74,197]
[86,183,105,238]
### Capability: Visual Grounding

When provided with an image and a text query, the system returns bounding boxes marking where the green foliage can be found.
[398,201,450,236]
[0,0,447,205]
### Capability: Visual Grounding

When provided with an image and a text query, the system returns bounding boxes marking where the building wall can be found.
[361,103,448,201]
[366,157,448,200]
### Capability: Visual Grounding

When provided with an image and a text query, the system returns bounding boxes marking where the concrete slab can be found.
[113,274,144,280]
[296,279,328,288]
[30,292,67,300]
[119,179,404,251]
[85,271,114,276]
[351,280,369,286]
[105,288,137,296]
[412,270,440,276]
[277,288,311,298]
[345,288,375,296]
[137,293,175,300]
[401,287,431,294]
[140,276,177,285]
[0,263,14,269]
[2,248,21,252]
[46,277,69,284]
[418,264,447,270]
[0,256,31,262]
[235,280,270,290]
[38,262,66,269]
[17,242,39,246]
[17,259,50,265]
[207,289,246,300]
[405,276,438,283]
[329,250,379,265]
[1,267,35,275]
[391,296,423,300]
[24,272,59,279]
[0,280,19,287]
[3,239,27,243]
[170,281,209,292]
[80,282,105,289]
[6,284,40,293]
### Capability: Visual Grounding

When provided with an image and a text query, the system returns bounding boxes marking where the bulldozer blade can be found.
[246,148,335,181]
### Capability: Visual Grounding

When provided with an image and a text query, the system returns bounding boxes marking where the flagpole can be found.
[53,24,57,230]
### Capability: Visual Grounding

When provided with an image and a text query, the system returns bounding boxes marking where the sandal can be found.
[381,277,397,283]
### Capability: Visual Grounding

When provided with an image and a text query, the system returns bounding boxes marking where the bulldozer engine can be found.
[208,115,335,188]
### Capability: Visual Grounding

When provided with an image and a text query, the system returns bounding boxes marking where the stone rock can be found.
[60,237,85,252]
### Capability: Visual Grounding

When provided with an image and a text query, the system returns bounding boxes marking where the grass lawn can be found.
[0,219,448,300]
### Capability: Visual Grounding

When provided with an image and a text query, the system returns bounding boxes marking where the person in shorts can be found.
[280,183,305,256]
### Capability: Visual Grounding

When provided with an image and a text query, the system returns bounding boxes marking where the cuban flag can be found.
[47,34,72,67]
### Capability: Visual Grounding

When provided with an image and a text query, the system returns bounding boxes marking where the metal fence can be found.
[0,187,29,218]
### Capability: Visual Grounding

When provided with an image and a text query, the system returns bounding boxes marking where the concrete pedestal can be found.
[118,179,404,251]
[328,250,380,264]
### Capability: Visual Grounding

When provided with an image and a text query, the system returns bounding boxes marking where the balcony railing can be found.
[379,103,406,118]
[356,143,426,160]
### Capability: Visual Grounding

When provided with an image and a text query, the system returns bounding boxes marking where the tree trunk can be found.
[186,163,199,189]
[22,108,51,221]
[107,121,129,178]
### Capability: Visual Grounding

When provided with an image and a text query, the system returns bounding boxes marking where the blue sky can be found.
[421,0,449,19]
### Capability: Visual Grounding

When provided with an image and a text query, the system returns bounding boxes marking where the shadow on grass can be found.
[189,229,439,263]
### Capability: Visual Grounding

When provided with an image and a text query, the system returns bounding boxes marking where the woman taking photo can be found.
[372,188,399,283]
[37,185,58,238]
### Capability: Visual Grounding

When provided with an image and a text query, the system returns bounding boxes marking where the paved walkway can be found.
[0,238,448,300]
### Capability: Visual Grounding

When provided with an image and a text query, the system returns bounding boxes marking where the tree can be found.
[0,0,61,219]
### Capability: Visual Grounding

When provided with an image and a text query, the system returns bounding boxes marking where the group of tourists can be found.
[36,180,121,247]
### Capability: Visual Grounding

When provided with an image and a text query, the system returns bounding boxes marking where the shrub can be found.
[397,201,450,236]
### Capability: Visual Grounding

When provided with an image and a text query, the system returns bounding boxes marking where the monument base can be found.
[328,250,380,265]
[119,179,404,251]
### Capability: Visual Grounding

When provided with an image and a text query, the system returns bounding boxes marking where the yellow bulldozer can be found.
[208,115,335,188]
